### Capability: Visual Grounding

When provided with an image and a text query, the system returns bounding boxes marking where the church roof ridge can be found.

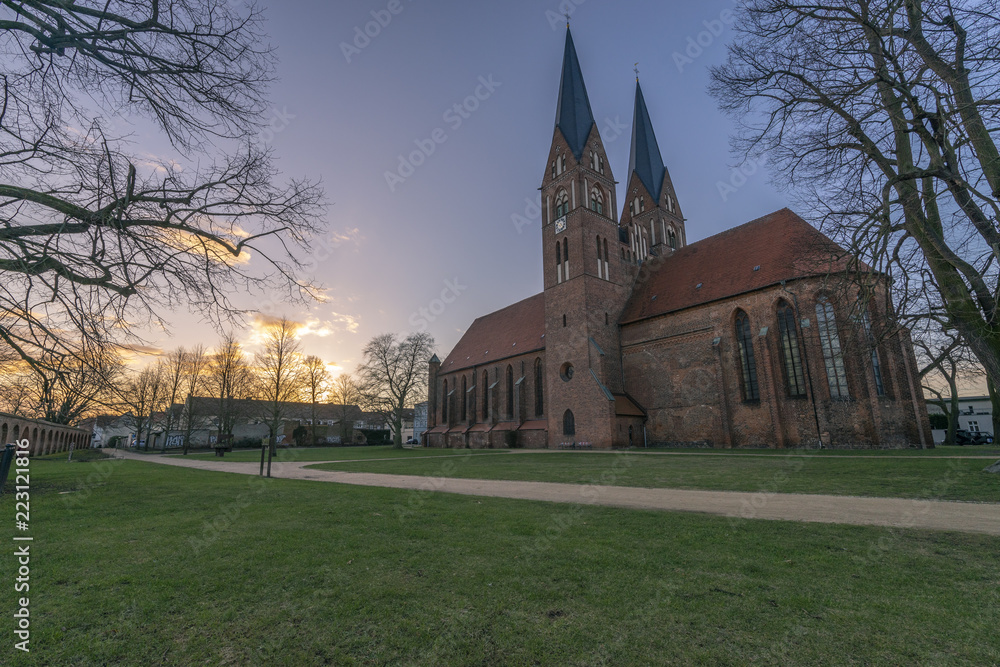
[620,209,861,325]
[440,292,546,372]
[627,81,667,202]
[555,28,596,160]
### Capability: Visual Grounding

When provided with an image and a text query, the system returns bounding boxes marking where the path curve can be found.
[107,449,1000,536]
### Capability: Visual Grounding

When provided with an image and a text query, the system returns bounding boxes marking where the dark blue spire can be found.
[555,28,596,160]
[628,81,667,203]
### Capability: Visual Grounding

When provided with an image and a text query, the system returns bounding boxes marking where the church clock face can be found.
[555,216,567,234]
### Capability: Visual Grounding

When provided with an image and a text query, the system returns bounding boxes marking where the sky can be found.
[134,0,792,376]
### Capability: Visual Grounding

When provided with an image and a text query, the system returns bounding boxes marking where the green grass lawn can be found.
[308,450,1000,503]
[160,445,514,463]
[1,458,996,665]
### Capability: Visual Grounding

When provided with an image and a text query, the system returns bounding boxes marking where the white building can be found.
[926,395,993,443]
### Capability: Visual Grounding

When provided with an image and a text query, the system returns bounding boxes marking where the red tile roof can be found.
[441,293,546,373]
[621,209,857,324]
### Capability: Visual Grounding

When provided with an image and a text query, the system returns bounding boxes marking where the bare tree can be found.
[159,348,187,450]
[205,333,252,447]
[117,364,166,450]
[0,369,34,417]
[357,332,434,448]
[0,0,325,377]
[302,355,329,446]
[29,346,122,424]
[180,344,207,455]
[254,318,306,453]
[711,0,1000,391]
[329,372,361,444]
[914,324,982,444]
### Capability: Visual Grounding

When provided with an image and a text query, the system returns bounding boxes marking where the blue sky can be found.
[145,0,790,374]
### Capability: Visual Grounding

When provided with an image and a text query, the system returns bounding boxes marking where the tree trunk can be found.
[393,406,404,449]
[947,372,960,446]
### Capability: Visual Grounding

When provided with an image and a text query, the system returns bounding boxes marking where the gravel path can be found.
[107,449,1000,536]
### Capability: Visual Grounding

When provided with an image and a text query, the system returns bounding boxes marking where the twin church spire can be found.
[550,28,682,241]
[554,28,596,161]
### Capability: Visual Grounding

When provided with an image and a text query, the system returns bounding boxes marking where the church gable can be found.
[440,293,546,374]
[621,209,858,325]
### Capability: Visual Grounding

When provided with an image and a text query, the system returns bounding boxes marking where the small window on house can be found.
[605,312,609,325]
[563,314,567,327]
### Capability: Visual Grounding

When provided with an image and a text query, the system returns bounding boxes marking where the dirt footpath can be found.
[108,449,1000,536]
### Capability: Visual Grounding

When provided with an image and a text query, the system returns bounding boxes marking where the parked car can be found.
[954,429,994,446]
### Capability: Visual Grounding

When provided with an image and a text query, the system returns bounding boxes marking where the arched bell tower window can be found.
[563,410,575,436]
[555,190,569,218]
[589,187,604,215]
[556,241,562,284]
[562,237,569,280]
[668,229,677,249]
[735,310,760,402]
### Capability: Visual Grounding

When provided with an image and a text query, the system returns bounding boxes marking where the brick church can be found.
[424,29,931,450]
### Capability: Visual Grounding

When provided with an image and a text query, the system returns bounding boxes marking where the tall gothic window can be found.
[777,300,807,398]
[735,310,760,402]
[815,297,850,398]
[555,190,569,218]
[861,308,886,397]
[563,410,575,436]
[442,380,449,423]
[668,229,677,249]
[461,375,467,421]
[534,358,544,416]
[482,370,489,420]
[506,365,514,419]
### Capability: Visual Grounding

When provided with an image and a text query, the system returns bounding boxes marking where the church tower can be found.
[619,80,686,256]
[541,29,633,448]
